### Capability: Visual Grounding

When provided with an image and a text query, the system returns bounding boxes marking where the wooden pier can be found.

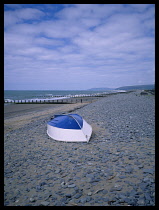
[4,98,84,104]
[4,93,114,105]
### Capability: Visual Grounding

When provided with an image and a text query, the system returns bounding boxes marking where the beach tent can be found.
[47,114,92,142]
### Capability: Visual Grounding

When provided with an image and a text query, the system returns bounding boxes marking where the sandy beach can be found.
[4,102,90,133]
[4,95,102,118]
[4,91,155,206]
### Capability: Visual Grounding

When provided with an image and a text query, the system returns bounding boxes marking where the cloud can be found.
[56,4,124,20]
[4,4,155,90]
[4,7,45,27]
[128,4,151,12]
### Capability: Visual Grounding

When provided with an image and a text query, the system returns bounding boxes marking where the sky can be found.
[4,4,155,90]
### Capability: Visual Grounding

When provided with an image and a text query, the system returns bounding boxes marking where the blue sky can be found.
[4,4,155,90]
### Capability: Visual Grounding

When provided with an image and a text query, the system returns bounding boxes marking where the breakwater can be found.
[4,91,128,104]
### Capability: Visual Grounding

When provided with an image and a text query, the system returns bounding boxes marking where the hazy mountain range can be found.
[88,84,154,91]
[87,87,113,91]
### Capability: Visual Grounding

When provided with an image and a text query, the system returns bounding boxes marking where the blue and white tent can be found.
[47,114,92,142]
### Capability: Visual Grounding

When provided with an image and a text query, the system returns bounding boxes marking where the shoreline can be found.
[4,94,112,120]
[4,92,135,119]
[4,102,90,134]
[4,95,104,134]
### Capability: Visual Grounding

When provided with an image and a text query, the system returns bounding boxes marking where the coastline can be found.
[4,92,133,119]
[4,102,90,134]
[4,91,155,206]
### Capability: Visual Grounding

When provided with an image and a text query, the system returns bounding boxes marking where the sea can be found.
[4,90,122,103]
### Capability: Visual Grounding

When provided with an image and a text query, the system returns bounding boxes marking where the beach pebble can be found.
[143,169,154,174]
[40,201,50,206]
[29,198,36,202]
[65,194,72,198]
[137,198,145,206]
[87,192,92,196]
[67,184,76,188]
[74,193,82,199]
[55,169,61,174]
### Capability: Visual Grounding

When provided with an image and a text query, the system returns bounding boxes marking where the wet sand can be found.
[4,95,102,119]
[4,102,90,133]
[4,104,65,118]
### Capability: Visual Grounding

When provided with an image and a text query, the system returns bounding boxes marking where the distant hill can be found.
[87,87,113,91]
[116,84,155,90]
